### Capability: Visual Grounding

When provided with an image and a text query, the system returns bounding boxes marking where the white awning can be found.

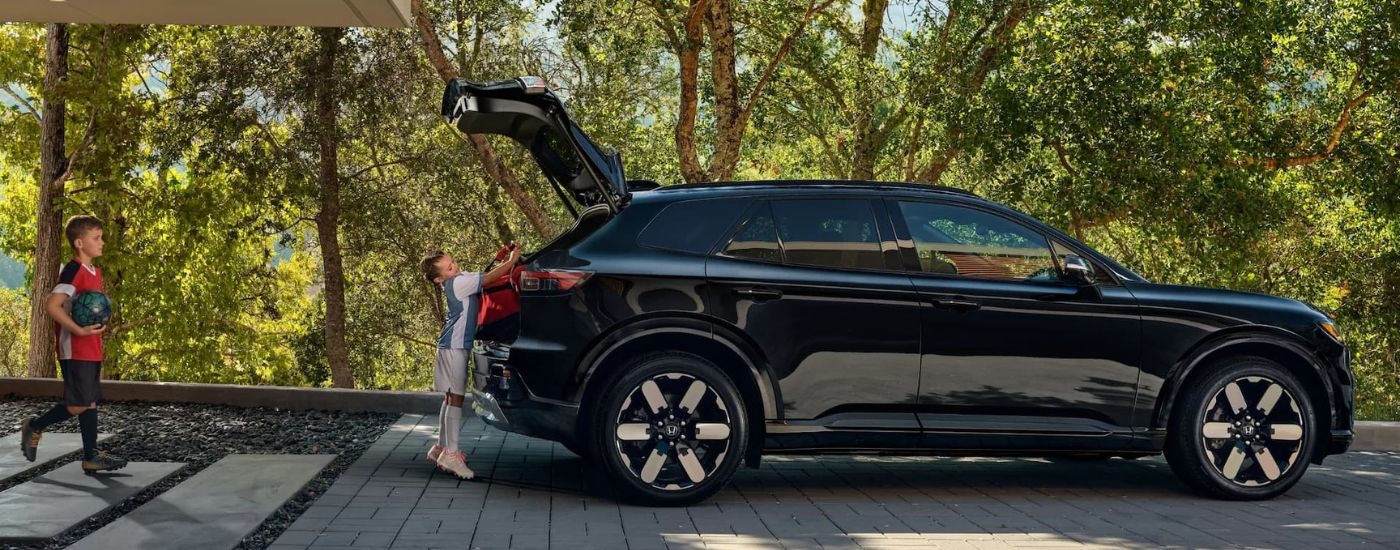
[1,0,412,28]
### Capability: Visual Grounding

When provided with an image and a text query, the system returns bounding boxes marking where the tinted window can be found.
[723,202,781,262]
[531,129,583,182]
[897,201,1057,281]
[771,199,884,270]
[638,198,747,255]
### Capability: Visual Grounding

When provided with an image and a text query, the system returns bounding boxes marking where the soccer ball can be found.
[71,291,112,327]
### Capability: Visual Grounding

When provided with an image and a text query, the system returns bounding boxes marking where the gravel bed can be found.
[1,396,399,550]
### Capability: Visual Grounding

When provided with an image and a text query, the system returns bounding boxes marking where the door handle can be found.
[734,287,783,301]
[932,298,981,311]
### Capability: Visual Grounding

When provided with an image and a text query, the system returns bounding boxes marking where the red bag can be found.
[476,245,523,343]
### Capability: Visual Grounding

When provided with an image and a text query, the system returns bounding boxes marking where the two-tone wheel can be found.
[1166,356,1317,500]
[591,353,747,506]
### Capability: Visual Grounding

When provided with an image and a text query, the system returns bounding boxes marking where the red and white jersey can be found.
[53,259,104,361]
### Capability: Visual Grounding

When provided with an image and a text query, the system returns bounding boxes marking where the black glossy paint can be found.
[480,182,1354,460]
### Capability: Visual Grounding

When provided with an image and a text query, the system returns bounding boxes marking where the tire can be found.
[1165,356,1318,500]
[589,352,748,506]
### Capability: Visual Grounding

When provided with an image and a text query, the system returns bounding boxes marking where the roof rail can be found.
[663,179,979,197]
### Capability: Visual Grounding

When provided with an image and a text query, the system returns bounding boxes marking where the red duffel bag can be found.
[476,244,523,343]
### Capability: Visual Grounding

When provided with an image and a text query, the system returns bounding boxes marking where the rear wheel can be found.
[1165,356,1317,500]
[590,352,748,506]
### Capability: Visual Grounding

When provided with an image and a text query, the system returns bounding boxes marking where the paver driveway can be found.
[273,414,1400,550]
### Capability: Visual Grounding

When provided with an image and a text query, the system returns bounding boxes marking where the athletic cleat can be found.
[434,450,474,480]
[19,418,39,462]
[426,444,444,463]
[82,451,128,474]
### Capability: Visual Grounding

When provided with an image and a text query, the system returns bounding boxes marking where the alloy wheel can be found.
[614,373,732,491]
[1200,375,1306,486]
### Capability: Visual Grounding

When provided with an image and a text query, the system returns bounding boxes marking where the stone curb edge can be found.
[4,377,1396,452]
[1,377,442,415]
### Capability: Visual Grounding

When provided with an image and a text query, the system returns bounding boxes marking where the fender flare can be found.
[1152,326,1334,430]
[571,314,781,421]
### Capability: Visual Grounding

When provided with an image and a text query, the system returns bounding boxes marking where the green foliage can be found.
[1,0,1398,420]
[0,287,26,377]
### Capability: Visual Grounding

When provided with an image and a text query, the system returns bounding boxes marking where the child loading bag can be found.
[476,243,524,343]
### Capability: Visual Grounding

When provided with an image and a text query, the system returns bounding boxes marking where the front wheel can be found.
[1165,356,1317,500]
[590,352,748,506]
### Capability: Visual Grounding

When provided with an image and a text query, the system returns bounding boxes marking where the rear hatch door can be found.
[441,77,627,214]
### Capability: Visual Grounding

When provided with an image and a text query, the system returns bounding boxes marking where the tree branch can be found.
[411,0,461,81]
[372,329,437,349]
[53,108,98,188]
[1049,140,1078,178]
[869,103,910,151]
[109,316,156,336]
[1231,90,1373,170]
[647,0,685,52]
[342,155,423,181]
[1,84,41,123]
[254,119,318,177]
[966,0,1031,93]
[737,0,839,128]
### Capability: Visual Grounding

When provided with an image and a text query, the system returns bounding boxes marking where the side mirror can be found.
[1063,254,1096,286]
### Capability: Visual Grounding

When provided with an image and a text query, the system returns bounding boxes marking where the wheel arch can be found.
[1154,327,1334,461]
[571,314,779,467]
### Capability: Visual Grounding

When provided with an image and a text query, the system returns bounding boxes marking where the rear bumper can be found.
[472,347,581,447]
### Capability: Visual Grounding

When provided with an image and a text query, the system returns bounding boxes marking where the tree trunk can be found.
[674,0,709,183]
[409,0,553,237]
[314,28,354,389]
[27,24,69,379]
[850,0,889,180]
[704,0,743,182]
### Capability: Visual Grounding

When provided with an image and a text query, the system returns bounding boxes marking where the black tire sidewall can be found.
[1167,357,1318,500]
[590,352,749,506]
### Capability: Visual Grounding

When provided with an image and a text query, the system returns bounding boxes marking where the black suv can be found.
[443,77,1354,506]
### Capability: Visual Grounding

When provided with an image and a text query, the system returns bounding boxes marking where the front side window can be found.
[897,201,1057,282]
[771,199,884,271]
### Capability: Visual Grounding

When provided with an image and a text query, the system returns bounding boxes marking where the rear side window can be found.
[771,199,884,270]
[638,198,747,255]
[722,202,781,262]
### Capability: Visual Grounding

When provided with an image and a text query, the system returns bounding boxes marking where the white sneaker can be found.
[426,444,443,463]
[435,450,475,480]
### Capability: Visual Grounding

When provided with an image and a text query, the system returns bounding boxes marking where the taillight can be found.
[520,269,593,292]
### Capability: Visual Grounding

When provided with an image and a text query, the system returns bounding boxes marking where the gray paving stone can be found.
[284,415,1400,549]
[67,454,334,550]
[0,461,184,542]
[0,432,112,482]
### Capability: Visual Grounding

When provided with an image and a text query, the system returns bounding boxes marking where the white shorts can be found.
[433,348,472,395]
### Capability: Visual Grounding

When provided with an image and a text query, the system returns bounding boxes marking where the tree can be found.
[26,23,72,378]
[410,0,555,237]
[0,24,139,377]
[311,28,354,388]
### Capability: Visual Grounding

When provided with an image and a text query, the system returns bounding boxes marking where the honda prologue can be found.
[443,77,1354,506]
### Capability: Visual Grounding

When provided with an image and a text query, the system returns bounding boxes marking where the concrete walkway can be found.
[272,414,1400,550]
